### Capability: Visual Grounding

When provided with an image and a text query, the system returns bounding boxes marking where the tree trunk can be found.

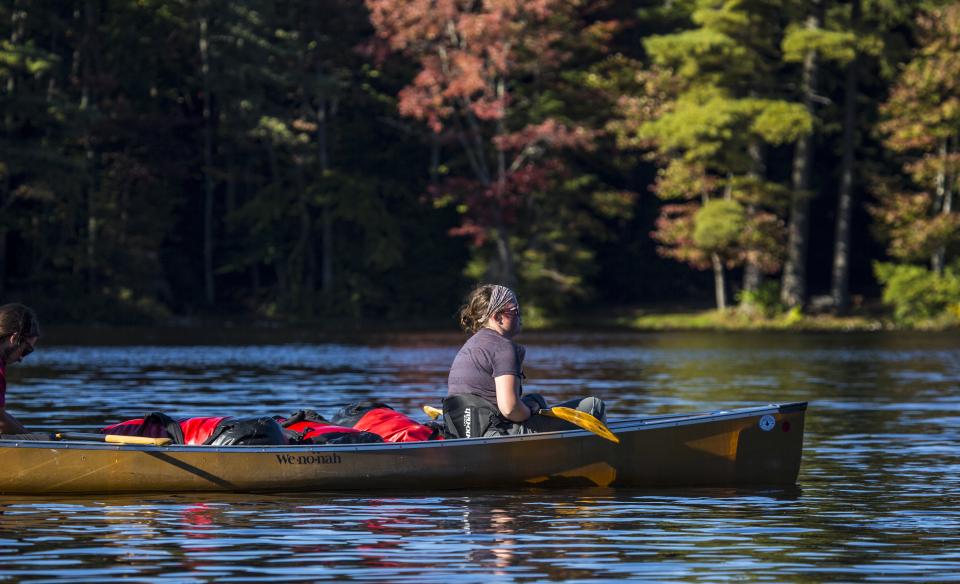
[199,10,216,305]
[6,0,24,94]
[932,139,951,275]
[740,143,766,310]
[742,256,762,298]
[264,140,280,298]
[429,132,441,185]
[492,226,517,287]
[82,0,99,298]
[831,0,860,312]
[490,78,517,287]
[0,1,22,297]
[781,4,821,309]
[317,95,334,301]
[291,163,314,315]
[712,253,727,310]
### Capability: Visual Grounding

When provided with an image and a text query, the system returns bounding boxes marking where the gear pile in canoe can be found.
[99,401,444,446]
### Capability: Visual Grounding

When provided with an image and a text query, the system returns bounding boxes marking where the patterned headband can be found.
[481,285,519,324]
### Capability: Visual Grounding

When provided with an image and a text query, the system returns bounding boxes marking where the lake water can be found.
[2,330,959,582]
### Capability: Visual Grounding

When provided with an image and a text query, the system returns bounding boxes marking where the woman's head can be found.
[458,284,521,336]
[0,303,40,365]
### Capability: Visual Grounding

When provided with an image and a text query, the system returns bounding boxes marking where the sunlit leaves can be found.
[750,100,813,144]
[651,160,717,200]
[694,199,745,252]
[624,0,809,291]
[874,3,960,273]
[782,26,858,65]
[875,261,960,323]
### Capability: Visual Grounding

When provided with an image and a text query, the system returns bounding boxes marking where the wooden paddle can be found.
[423,404,619,444]
[56,432,172,446]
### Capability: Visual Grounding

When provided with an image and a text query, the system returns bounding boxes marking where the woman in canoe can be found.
[0,303,40,435]
[443,284,606,438]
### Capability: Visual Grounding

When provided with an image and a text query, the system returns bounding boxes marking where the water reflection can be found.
[2,330,960,580]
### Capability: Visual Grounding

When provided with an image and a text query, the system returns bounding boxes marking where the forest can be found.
[1,0,958,328]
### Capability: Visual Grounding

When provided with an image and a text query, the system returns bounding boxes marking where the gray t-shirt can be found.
[447,328,525,405]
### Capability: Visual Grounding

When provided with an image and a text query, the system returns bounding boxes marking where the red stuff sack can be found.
[180,416,231,445]
[101,418,147,436]
[100,412,185,442]
[352,408,437,442]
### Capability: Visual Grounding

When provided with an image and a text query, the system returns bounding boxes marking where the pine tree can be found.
[626,0,813,310]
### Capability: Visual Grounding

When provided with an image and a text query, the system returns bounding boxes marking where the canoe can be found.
[0,402,806,495]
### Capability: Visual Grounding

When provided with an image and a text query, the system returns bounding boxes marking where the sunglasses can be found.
[19,339,36,358]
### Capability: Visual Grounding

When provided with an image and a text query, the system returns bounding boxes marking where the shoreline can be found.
[37,307,960,344]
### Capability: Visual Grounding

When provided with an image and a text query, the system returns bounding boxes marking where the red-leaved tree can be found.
[366,0,596,286]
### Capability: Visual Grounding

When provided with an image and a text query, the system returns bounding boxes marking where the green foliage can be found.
[0,0,952,329]
[645,29,747,80]
[693,199,745,252]
[872,2,960,298]
[735,280,785,317]
[874,261,960,323]
[631,0,814,307]
[749,100,814,145]
[782,26,858,65]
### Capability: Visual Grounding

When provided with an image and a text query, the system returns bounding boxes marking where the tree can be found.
[0,0,60,297]
[874,3,960,271]
[365,0,599,292]
[830,0,861,312]
[619,0,813,310]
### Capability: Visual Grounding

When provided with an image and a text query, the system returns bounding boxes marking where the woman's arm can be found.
[494,374,532,422]
[0,409,28,434]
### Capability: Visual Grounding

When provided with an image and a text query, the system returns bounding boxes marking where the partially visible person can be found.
[443,284,606,438]
[0,303,40,435]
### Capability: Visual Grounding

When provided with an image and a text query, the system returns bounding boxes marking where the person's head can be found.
[0,303,40,365]
[458,284,521,338]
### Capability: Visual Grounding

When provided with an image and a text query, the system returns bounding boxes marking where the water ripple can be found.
[2,331,959,581]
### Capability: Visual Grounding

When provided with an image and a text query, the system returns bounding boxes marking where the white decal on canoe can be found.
[759,415,776,432]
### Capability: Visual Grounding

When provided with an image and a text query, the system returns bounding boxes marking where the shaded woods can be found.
[0,0,957,327]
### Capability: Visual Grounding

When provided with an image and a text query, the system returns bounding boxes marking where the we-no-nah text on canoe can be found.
[275,454,343,465]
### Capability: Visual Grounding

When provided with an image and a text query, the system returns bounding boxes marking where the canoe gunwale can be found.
[0,402,807,454]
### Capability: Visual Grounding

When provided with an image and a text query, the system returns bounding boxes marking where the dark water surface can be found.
[2,330,959,582]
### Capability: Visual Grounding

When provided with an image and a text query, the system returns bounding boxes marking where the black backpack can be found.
[442,394,510,439]
[204,416,287,446]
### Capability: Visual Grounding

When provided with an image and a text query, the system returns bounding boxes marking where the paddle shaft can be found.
[424,404,618,443]
[56,432,172,446]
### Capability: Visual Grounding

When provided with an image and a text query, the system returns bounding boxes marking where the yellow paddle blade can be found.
[423,405,443,420]
[541,407,619,444]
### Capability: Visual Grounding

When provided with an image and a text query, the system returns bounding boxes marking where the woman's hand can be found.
[521,393,548,416]
[494,374,532,422]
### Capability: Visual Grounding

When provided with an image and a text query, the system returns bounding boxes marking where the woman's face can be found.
[497,303,522,337]
[2,334,38,364]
